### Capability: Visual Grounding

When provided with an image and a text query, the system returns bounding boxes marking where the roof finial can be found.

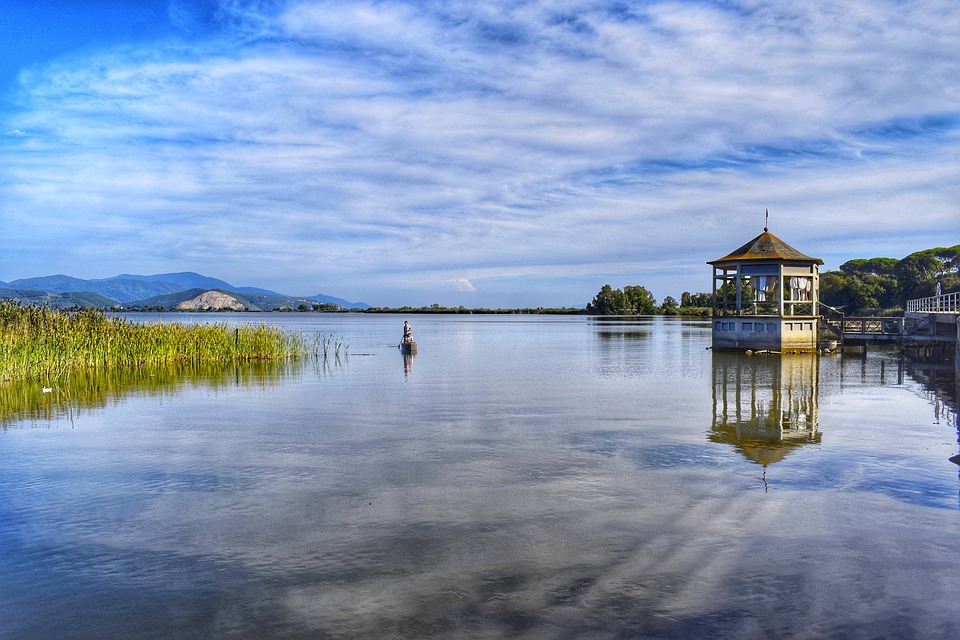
[764,208,769,232]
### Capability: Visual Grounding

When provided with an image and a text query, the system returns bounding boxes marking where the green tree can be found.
[588,284,623,314]
[681,291,711,308]
[624,285,657,314]
[821,245,959,312]
[588,284,657,315]
[819,271,851,310]
[840,257,898,277]
[895,246,960,301]
[847,278,885,311]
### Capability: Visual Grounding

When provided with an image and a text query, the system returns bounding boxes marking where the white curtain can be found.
[749,276,778,301]
[788,277,810,300]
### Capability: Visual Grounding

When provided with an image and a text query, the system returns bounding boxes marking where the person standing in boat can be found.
[402,320,413,344]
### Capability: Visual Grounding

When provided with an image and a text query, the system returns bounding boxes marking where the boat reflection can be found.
[709,352,821,466]
[0,360,302,427]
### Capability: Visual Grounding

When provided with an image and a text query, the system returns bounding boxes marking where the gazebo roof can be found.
[708,229,823,266]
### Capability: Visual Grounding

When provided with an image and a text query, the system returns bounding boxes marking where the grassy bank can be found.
[0,302,314,382]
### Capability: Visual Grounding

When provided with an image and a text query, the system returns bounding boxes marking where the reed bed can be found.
[0,302,315,383]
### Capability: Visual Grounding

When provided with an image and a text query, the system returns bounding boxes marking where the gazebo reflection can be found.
[709,351,821,466]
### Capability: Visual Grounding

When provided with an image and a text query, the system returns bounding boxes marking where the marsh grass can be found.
[0,302,321,383]
[315,333,348,361]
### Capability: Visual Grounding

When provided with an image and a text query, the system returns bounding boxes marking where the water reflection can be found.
[897,349,958,469]
[4,316,960,638]
[838,346,958,447]
[0,361,302,427]
[903,354,958,430]
[588,315,652,342]
[709,352,821,466]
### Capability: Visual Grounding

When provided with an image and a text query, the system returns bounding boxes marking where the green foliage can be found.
[585,243,958,319]
[624,285,657,314]
[681,291,712,308]
[0,302,314,383]
[0,289,117,309]
[587,284,621,314]
[820,268,898,313]
[821,245,959,313]
[818,271,849,309]
[894,246,960,301]
[587,284,657,315]
[839,257,898,277]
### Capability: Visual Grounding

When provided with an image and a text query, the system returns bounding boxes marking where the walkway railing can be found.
[907,292,959,313]
[841,317,904,336]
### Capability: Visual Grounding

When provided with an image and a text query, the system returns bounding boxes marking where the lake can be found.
[2,313,958,639]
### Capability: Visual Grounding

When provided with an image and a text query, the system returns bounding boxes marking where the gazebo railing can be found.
[713,301,816,317]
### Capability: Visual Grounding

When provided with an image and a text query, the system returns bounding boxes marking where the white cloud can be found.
[452,279,476,292]
[0,0,958,305]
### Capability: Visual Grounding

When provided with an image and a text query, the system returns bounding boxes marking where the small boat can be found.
[399,341,417,354]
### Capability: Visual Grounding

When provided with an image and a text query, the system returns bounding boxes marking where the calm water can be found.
[2,314,958,639]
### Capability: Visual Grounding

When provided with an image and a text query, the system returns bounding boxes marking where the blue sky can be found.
[1,0,958,308]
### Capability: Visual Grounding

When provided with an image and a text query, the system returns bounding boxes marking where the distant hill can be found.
[174,290,251,311]
[9,274,105,294]
[1,272,370,309]
[128,288,211,309]
[9,274,184,303]
[233,292,310,311]
[127,289,338,311]
[307,292,370,309]
[102,272,278,296]
[0,288,117,309]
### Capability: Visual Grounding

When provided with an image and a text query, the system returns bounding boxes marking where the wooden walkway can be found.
[822,293,959,348]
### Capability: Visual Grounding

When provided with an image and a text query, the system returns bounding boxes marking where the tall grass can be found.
[0,302,314,383]
[314,333,348,361]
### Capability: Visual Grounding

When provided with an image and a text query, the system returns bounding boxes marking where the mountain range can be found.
[0,272,369,310]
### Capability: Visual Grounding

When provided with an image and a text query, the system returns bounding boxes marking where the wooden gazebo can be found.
[708,225,823,352]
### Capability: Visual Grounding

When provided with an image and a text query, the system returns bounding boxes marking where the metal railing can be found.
[907,292,959,313]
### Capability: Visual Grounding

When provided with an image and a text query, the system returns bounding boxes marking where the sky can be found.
[1,0,957,308]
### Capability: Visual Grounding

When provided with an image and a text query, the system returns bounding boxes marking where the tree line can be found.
[587,245,959,316]
[820,245,959,314]
[586,284,712,316]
